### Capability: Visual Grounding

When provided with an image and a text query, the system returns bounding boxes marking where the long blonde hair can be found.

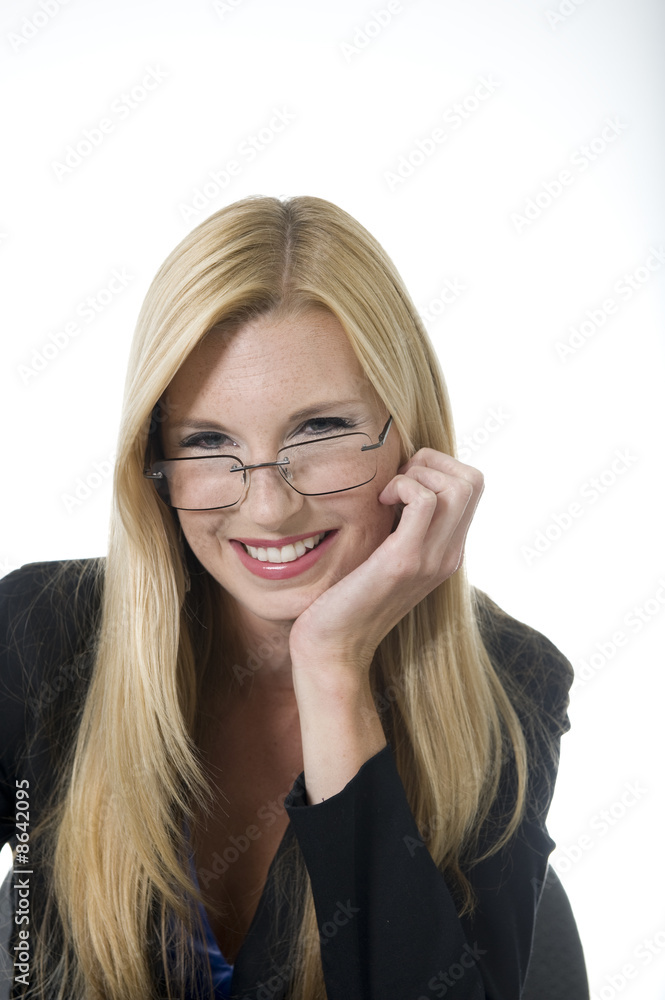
[25,195,537,999]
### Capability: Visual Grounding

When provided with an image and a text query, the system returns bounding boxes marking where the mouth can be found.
[230,529,339,581]
[238,531,332,564]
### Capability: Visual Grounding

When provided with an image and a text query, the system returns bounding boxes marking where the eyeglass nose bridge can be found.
[229,456,292,475]
[228,455,296,505]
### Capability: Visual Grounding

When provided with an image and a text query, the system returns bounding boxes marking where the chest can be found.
[191,700,304,963]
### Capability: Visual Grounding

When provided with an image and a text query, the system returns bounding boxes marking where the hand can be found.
[288,448,485,680]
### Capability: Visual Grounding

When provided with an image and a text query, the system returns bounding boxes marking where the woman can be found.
[0,195,575,999]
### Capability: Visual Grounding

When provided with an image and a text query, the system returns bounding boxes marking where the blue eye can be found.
[180,432,236,450]
[179,418,356,452]
[299,417,355,435]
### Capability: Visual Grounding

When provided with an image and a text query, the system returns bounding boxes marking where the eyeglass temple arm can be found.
[361,415,393,451]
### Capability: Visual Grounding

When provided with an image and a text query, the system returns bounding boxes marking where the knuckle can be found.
[439,554,462,579]
[400,553,423,577]
[416,488,438,509]
[386,550,422,580]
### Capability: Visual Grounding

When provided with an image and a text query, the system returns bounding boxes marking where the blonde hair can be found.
[25,195,537,999]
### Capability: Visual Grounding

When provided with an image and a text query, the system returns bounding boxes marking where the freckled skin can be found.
[161,309,402,672]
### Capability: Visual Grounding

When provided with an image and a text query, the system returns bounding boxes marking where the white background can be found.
[1,1,664,997]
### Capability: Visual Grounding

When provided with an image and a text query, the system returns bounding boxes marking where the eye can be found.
[298,417,356,436]
[179,431,238,451]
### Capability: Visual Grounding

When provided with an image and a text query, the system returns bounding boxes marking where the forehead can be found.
[166,309,377,409]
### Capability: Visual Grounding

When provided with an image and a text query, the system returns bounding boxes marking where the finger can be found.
[395,452,483,520]
[376,473,439,554]
[397,448,483,491]
[379,464,478,521]
[377,470,471,565]
[406,463,484,564]
[380,466,482,577]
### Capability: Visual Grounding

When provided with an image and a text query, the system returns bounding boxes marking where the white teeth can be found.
[244,532,327,563]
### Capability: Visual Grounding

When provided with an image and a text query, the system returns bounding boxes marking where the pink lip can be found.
[233,530,331,547]
[229,530,338,580]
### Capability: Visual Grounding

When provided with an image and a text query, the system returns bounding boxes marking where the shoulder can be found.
[471,585,574,739]
[471,587,575,828]
[0,555,105,612]
[0,558,105,759]
[0,558,105,844]
[0,557,105,675]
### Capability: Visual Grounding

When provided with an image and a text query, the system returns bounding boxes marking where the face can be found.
[159,308,402,635]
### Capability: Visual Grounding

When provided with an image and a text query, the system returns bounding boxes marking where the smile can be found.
[230,529,338,580]
[241,532,329,563]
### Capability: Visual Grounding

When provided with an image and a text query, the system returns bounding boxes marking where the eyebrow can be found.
[168,399,369,431]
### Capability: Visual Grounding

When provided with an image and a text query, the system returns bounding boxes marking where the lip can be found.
[229,529,338,580]
[233,530,331,547]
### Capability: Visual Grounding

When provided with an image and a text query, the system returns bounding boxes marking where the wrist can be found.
[292,664,378,726]
[292,666,386,804]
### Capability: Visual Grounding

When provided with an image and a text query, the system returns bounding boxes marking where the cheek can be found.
[178,512,226,555]
[346,491,396,549]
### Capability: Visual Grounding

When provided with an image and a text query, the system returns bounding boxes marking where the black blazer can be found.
[0,560,574,999]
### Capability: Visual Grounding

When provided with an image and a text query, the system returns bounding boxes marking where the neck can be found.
[207,592,298,702]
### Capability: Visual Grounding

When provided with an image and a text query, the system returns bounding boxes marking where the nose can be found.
[237,463,305,527]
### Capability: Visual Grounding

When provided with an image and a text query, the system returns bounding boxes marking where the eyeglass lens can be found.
[152,432,379,510]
